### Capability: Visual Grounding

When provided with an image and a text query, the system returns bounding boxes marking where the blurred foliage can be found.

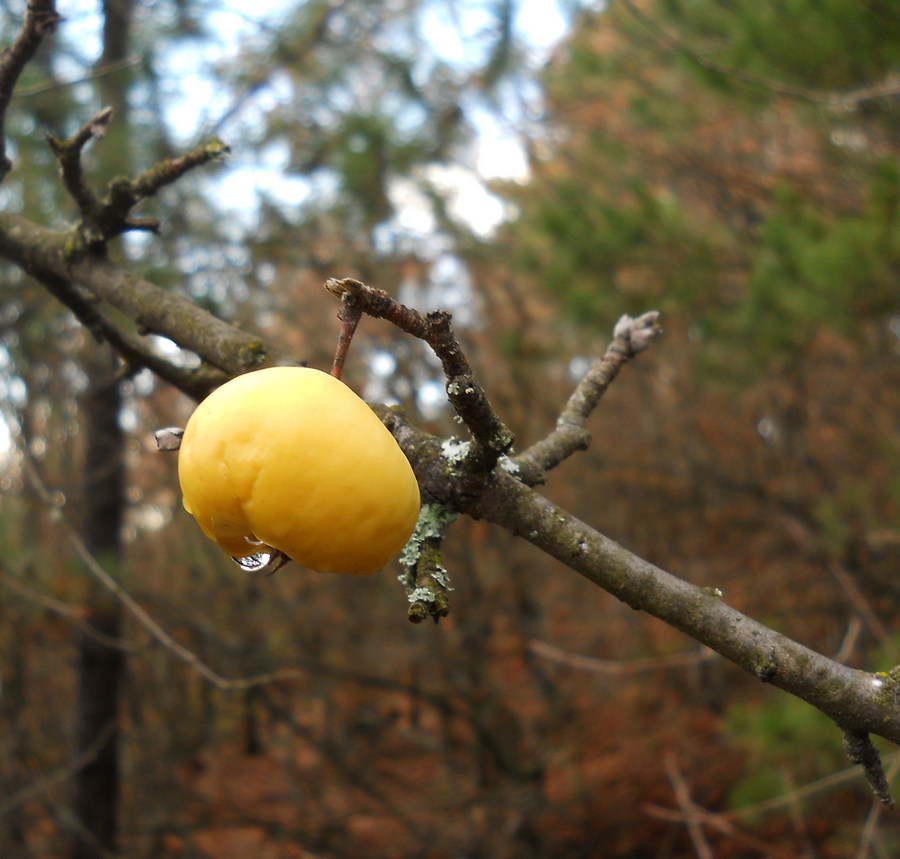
[499,0,900,376]
[723,694,846,810]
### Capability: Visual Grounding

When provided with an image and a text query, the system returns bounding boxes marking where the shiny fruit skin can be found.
[178,366,420,575]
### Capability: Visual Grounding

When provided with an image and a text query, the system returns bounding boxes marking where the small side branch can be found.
[47,111,230,250]
[0,0,62,181]
[515,310,661,485]
[843,730,894,808]
[325,277,514,481]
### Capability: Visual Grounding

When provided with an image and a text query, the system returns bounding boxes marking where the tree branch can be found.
[46,115,230,249]
[37,269,230,400]
[325,277,514,493]
[467,468,900,745]
[514,310,661,485]
[0,212,288,385]
[0,0,62,181]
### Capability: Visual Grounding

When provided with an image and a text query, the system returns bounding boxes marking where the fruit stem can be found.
[330,294,363,380]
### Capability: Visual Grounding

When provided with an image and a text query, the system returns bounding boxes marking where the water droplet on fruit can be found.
[232,550,289,575]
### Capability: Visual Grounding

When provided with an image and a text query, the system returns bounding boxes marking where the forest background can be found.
[2,0,900,857]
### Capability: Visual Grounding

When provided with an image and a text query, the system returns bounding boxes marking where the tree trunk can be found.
[71,349,125,859]
[70,1,134,852]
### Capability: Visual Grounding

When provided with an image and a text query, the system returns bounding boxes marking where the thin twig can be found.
[514,310,661,485]
[0,563,137,652]
[23,457,307,691]
[528,639,717,674]
[325,277,514,480]
[720,753,900,821]
[45,106,112,221]
[828,559,899,663]
[47,122,231,248]
[645,797,800,859]
[856,755,900,859]
[13,56,140,100]
[843,731,893,809]
[834,617,864,665]
[664,754,715,859]
[0,721,116,817]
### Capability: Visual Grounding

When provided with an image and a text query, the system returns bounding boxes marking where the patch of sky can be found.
[397,252,478,326]
[147,336,201,370]
[417,378,448,420]
[567,355,592,381]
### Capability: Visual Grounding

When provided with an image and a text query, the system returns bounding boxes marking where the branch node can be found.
[154,426,184,451]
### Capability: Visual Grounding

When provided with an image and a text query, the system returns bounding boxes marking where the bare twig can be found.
[529,639,717,674]
[131,137,230,199]
[834,617,864,665]
[664,754,714,859]
[646,793,800,859]
[856,755,900,859]
[23,456,305,690]
[325,277,514,483]
[514,310,661,485]
[532,618,862,676]
[0,0,63,181]
[46,107,113,223]
[843,731,893,809]
[47,119,230,248]
[0,563,136,652]
[0,721,116,817]
[13,56,140,100]
[828,559,898,663]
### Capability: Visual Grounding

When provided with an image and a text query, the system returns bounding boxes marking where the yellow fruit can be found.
[178,366,420,575]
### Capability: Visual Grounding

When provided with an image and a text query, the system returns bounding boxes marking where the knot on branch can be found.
[398,502,458,623]
[612,310,662,356]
